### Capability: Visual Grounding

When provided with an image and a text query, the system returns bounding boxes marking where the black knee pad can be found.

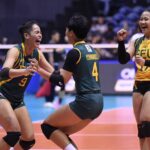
[3,132,21,147]
[142,121,150,138]
[138,124,145,139]
[19,139,35,150]
[41,123,58,139]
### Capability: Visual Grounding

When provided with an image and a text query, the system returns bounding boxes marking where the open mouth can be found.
[141,27,148,32]
[35,39,41,45]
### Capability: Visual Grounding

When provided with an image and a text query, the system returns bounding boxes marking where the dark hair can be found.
[18,20,39,41]
[67,15,91,39]
[140,9,150,16]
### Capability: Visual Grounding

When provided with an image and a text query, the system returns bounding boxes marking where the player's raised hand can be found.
[117,29,128,41]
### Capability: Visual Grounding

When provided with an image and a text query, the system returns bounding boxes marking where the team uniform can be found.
[133,36,150,95]
[0,43,40,109]
[63,41,103,120]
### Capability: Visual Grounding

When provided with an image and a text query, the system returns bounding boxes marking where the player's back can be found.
[73,42,101,94]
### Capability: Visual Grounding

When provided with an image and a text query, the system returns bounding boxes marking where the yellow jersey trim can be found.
[37,49,40,61]
[21,43,26,56]
[0,78,12,86]
[73,48,81,64]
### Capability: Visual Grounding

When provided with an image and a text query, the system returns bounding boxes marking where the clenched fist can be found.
[117,29,128,41]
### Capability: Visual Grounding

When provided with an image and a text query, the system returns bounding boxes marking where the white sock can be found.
[64,143,77,150]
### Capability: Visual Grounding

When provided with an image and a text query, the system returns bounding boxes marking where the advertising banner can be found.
[100,60,135,94]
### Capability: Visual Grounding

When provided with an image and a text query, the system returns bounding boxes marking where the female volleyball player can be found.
[117,10,150,150]
[38,15,103,150]
[0,20,54,149]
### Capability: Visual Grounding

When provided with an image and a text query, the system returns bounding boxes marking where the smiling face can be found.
[25,24,42,48]
[139,11,150,37]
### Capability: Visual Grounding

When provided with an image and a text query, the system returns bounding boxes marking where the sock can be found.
[64,143,77,150]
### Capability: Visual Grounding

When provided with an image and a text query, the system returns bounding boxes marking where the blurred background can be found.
[0,0,149,103]
[0,0,149,43]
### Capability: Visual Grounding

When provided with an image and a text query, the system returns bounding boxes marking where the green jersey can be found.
[0,43,40,102]
[73,42,101,94]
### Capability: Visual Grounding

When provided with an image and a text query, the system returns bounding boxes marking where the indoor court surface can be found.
[0,94,140,150]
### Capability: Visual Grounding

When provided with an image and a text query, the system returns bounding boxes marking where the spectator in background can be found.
[101,24,118,59]
[87,21,117,60]
[43,30,65,108]
[90,13,108,36]
[87,31,103,44]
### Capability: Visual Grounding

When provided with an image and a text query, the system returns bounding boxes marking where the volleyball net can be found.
[0,43,128,52]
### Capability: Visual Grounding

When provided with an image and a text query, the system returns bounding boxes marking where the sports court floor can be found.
[1,94,140,150]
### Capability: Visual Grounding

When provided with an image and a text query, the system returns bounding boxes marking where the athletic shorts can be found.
[0,92,25,110]
[133,81,150,95]
[69,93,103,120]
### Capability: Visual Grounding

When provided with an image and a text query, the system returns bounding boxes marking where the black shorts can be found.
[69,93,103,120]
[133,81,150,95]
[0,92,25,110]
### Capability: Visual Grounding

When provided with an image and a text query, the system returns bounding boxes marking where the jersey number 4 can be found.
[92,62,98,81]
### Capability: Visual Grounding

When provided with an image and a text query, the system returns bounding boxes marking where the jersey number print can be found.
[92,62,98,81]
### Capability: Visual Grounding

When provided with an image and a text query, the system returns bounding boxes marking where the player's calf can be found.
[67,135,78,149]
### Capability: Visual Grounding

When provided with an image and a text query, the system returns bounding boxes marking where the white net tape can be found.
[0,43,128,52]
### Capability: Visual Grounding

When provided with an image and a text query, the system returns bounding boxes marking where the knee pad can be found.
[19,139,35,150]
[137,124,145,139]
[3,132,21,147]
[142,121,150,138]
[41,123,58,139]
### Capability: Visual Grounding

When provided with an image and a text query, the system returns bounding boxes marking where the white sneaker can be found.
[43,102,54,108]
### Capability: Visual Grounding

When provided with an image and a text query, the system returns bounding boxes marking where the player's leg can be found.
[14,106,35,150]
[0,99,21,150]
[61,119,91,135]
[132,92,146,150]
[41,104,81,149]
[60,119,92,149]
[41,93,102,150]
[140,91,150,150]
